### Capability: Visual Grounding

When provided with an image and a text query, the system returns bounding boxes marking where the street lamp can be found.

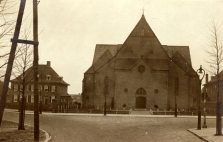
[104,76,109,116]
[197,65,205,130]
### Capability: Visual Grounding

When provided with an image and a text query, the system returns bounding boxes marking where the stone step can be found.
[130,110,152,115]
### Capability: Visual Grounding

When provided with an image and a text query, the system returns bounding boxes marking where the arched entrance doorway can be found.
[135,88,146,108]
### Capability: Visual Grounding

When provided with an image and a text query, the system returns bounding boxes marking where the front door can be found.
[135,88,147,109]
[136,96,146,108]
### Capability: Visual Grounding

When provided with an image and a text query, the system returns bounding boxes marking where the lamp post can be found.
[104,76,109,116]
[202,74,208,128]
[197,65,205,130]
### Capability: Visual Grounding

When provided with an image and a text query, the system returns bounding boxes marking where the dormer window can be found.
[46,75,51,81]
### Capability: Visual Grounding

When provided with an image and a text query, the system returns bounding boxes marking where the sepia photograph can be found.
[1,0,223,141]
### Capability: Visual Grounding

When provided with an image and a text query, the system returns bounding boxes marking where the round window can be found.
[138,65,145,73]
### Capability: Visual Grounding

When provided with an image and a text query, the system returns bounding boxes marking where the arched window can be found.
[136,88,146,95]
[175,77,179,96]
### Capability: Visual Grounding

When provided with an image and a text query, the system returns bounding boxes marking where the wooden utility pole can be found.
[33,0,39,141]
[0,0,27,126]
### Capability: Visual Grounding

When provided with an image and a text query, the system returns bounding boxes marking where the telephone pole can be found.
[33,0,39,141]
[0,0,27,126]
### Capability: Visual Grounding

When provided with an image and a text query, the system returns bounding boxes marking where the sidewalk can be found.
[188,128,223,142]
[4,108,218,118]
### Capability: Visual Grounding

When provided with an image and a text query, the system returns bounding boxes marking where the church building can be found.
[82,14,200,111]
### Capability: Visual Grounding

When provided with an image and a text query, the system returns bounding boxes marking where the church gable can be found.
[116,15,169,59]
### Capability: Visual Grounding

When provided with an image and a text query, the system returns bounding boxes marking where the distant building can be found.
[10,61,70,112]
[203,73,223,112]
[82,14,200,110]
[70,93,82,109]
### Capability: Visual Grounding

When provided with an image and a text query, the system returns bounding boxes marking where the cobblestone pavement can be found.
[3,111,219,142]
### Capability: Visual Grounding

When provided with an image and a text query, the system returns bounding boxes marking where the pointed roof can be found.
[115,15,169,59]
[163,45,192,65]
[92,44,122,64]
[10,62,69,85]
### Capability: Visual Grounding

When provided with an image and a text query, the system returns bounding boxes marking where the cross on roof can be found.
[142,7,146,15]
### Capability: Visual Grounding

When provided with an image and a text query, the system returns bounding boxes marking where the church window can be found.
[141,27,145,36]
[175,77,179,96]
[141,41,144,46]
[154,89,158,93]
[138,65,145,73]
[124,88,128,92]
[136,88,146,95]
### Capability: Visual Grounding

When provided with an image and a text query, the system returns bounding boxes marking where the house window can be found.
[20,85,23,91]
[14,84,18,91]
[51,85,56,92]
[46,75,51,80]
[39,85,42,91]
[28,95,31,102]
[13,95,18,102]
[27,85,30,91]
[51,96,55,103]
[44,85,48,92]
[31,85,34,91]
[31,95,34,103]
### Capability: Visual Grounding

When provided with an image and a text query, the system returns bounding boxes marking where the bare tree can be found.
[0,0,17,78]
[204,21,223,135]
[12,27,33,130]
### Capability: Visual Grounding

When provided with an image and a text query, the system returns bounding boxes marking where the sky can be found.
[8,0,223,94]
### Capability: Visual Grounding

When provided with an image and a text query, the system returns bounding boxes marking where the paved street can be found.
[3,111,218,142]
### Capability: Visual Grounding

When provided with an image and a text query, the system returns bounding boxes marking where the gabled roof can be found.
[11,62,69,85]
[163,45,192,65]
[115,15,169,59]
[92,44,122,64]
[171,51,196,75]
[85,49,114,74]
[115,58,169,70]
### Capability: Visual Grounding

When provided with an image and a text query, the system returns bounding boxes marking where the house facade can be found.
[82,14,200,111]
[203,73,223,112]
[10,61,70,112]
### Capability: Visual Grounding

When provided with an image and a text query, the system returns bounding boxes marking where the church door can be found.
[135,88,146,109]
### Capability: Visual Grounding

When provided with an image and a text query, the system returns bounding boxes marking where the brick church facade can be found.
[82,14,200,110]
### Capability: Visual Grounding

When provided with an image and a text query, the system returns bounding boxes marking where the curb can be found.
[187,129,209,142]
[40,128,51,142]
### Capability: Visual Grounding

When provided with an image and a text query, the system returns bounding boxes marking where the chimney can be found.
[58,76,63,81]
[47,61,51,67]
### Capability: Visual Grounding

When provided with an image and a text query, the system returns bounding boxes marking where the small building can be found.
[203,73,223,112]
[70,93,82,109]
[10,61,70,112]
